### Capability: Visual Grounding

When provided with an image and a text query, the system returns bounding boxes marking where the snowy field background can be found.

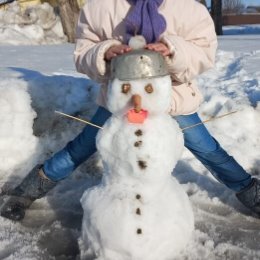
[0,3,260,260]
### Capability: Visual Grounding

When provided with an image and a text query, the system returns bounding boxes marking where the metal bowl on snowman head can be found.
[110,49,169,81]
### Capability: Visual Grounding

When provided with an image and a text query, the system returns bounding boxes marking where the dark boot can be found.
[0,165,56,221]
[236,178,260,215]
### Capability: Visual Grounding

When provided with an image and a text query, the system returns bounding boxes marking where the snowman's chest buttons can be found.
[134,141,142,147]
[134,129,143,148]
[135,129,143,136]
[136,194,142,200]
[138,160,147,169]
[133,128,148,170]
[136,208,141,215]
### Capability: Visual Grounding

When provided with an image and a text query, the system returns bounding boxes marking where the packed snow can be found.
[0,3,260,259]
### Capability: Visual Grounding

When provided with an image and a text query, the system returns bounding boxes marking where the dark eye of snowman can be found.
[121,83,131,94]
[145,84,154,94]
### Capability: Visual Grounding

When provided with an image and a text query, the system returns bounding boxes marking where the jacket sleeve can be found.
[160,2,218,83]
[73,5,121,81]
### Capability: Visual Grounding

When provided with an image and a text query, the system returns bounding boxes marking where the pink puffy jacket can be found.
[74,0,218,115]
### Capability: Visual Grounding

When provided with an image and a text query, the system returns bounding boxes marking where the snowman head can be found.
[107,49,172,119]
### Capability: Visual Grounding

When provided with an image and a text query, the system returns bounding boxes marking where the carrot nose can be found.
[132,94,142,113]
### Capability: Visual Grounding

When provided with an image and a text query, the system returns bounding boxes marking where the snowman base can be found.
[80,176,193,260]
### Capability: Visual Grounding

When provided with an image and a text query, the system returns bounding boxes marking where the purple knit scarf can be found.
[125,0,166,44]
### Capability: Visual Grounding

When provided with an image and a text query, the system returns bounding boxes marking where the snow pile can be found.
[198,48,260,171]
[0,2,67,45]
[0,79,39,186]
[0,70,98,192]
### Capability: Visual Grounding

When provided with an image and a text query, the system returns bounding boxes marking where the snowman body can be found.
[80,74,194,260]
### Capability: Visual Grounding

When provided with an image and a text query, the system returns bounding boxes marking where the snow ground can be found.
[0,28,259,260]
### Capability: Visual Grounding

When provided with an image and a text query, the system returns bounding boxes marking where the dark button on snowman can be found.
[80,36,194,260]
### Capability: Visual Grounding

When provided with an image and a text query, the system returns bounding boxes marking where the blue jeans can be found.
[43,107,252,192]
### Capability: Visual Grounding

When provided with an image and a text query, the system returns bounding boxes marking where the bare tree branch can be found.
[223,0,245,14]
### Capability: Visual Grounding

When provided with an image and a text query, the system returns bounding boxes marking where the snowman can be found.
[80,37,194,260]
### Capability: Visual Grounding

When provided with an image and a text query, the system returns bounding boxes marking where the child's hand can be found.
[145,42,171,57]
[105,45,132,61]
